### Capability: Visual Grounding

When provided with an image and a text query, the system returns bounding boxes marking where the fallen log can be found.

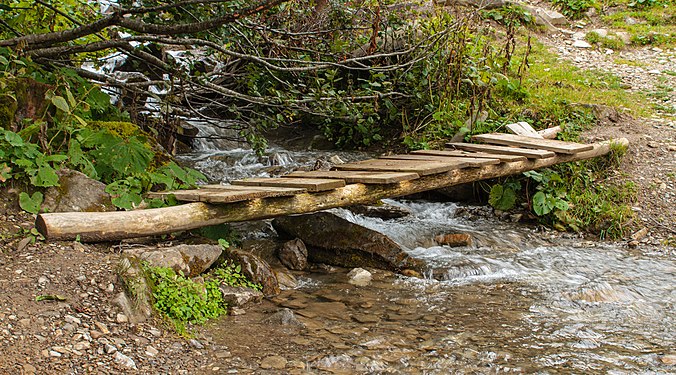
[36,139,628,242]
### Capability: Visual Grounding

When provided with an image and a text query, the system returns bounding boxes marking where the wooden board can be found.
[147,185,306,203]
[284,171,420,184]
[335,159,467,176]
[471,133,593,154]
[378,154,501,167]
[446,142,556,159]
[506,122,543,139]
[231,177,345,192]
[411,149,527,162]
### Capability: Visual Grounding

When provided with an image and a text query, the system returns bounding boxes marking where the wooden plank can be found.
[411,149,527,162]
[378,154,501,167]
[506,122,543,139]
[231,177,345,192]
[335,159,467,176]
[446,142,556,159]
[147,185,306,203]
[471,133,593,154]
[284,171,420,184]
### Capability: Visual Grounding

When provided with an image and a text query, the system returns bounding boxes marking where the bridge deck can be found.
[148,133,593,205]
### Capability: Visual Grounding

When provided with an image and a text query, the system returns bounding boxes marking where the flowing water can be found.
[182,137,675,373]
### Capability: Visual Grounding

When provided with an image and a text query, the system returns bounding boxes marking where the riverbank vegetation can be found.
[1,0,665,238]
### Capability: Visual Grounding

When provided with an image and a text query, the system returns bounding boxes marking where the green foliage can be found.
[585,32,626,50]
[145,265,226,335]
[143,257,261,335]
[0,49,205,212]
[552,0,598,19]
[488,182,519,211]
[19,191,43,214]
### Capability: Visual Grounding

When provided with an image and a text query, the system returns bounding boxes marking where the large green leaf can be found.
[51,95,70,113]
[488,184,517,211]
[19,191,43,214]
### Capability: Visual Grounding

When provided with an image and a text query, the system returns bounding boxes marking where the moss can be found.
[88,121,145,138]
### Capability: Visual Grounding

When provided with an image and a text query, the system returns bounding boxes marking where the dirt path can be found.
[538,23,676,247]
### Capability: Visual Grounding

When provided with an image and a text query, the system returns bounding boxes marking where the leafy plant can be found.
[488,182,520,211]
[552,0,598,19]
[19,191,43,214]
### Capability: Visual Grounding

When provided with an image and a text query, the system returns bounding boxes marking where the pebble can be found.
[65,315,81,325]
[260,355,288,369]
[145,345,159,357]
[113,352,137,369]
[95,321,110,334]
[49,350,62,358]
[74,341,91,351]
[189,339,204,349]
[22,364,37,374]
[648,70,661,74]
[116,313,128,323]
[572,40,592,48]
[90,330,103,339]
[104,344,117,354]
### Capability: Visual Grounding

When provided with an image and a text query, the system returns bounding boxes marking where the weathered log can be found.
[35,139,628,242]
[538,126,562,139]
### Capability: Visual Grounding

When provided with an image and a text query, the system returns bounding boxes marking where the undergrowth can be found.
[0,48,205,213]
[143,242,261,336]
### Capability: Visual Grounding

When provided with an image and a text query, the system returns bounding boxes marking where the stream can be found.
[178,139,675,373]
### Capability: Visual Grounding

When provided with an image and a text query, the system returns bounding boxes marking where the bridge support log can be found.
[36,139,628,242]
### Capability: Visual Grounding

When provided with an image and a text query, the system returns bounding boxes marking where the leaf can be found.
[488,184,516,211]
[554,199,569,211]
[36,294,67,302]
[65,88,77,108]
[19,191,43,214]
[532,191,551,216]
[3,130,25,147]
[51,96,70,113]
[32,166,60,187]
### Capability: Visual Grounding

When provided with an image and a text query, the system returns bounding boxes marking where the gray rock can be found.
[347,268,372,286]
[189,339,205,349]
[220,249,280,296]
[113,351,137,369]
[262,308,305,328]
[591,28,608,38]
[138,244,222,278]
[41,169,116,213]
[520,5,567,28]
[272,212,425,273]
[116,257,153,323]
[615,31,631,44]
[573,40,592,48]
[278,238,308,271]
[219,285,263,307]
[145,345,159,357]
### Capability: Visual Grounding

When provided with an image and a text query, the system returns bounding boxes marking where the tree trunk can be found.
[36,139,628,242]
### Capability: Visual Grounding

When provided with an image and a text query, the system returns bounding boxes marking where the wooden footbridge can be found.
[36,131,628,242]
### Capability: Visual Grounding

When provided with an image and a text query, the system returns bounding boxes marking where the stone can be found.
[630,227,649,241]
[262,308,306,328]
[615,31,631,44]
[115,258,154,323]
[275,270,298,290]
[22,364,37,375]
[662,354,676,365]
[434,233,472,247]
[105,344,117,354]
[73,341,90,351]
[113,352,137,369]
[648,70,661,75]
[591,29,608,38]
[347,268,372,287]
[41,169,116,213]
[90,330,103,339]
[572,40,592,49]
[624,16,638,25]
[346,203,412,220]
[64,315,81,325]
[137,244,222,278]
[260,355,287,370]
[329,155,345,165]
[189,339,205,349]
[519,5,567,28]
[145,345,159,357]
[16,237,31,252]
[278,238,308,271]
[572,32,586,40]
[116,313,128,324]
[219,285,263,307]
[220,249,280,296]
[95,322,110,334]
[272,212,425,273]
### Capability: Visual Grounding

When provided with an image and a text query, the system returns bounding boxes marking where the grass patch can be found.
[613,58,648,68]
[585,31,626,50]
[599,0,676,48]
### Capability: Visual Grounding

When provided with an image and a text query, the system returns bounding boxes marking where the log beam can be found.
[35,139,628,242]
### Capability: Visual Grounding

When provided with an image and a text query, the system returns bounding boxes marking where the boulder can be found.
[41,169,116,213]
[346,203,412,220]
[272,212,425,273]
[519,4,567,29]
[347,268,372,287]
[137,244,222,278]
[278,238,308,270]
[219,285,263,307]
[220,249,280,296]
[275,270,298,290]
